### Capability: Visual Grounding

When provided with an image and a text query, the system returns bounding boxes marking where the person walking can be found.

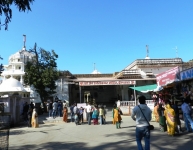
[172,100,182,133]
[63,106,68,123]
[153,102,159,122]
[86,102,92,125]
[27,108,33,127]
[131,95,152,150]
[92,106,99,125]
[157,103,167,132]
[79,107,84,123]
[181,98,193,132]
[22,102,29,122]
[48,101,53,118]
[164,101,176,136]
[99,106,104,125]
[112,104,122,129]
[70,104,74,122]
[57,101,62,117]
[31,108,39,128]
[52,101,58,119]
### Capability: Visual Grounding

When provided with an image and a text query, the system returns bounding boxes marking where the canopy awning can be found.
[129,84,157,93]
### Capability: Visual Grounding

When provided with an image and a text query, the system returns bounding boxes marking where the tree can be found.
[0,0,34,30]
[0,56,3,74]
[23,43,59,111]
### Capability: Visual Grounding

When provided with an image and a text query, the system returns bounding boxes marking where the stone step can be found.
[41,117,65,124]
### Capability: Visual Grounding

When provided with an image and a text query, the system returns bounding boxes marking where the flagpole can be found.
[134,85,137,106]
[23,34,26,49]
[79,86,81,103]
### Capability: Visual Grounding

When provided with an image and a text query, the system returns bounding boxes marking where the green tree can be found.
[0,56,3,74]
[0,0,34,30]
[23,43,59,110]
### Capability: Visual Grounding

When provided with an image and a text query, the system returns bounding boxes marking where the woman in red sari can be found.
[63,106,68,122]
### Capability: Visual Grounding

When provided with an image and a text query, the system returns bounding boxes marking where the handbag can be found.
[138,106,154,130]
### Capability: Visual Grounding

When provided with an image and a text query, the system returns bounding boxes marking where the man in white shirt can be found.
[86,102,92,125]
[117,100,121,107]
[131,95,152,150]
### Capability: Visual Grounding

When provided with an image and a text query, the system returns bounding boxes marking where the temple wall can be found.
[0,96,30,126]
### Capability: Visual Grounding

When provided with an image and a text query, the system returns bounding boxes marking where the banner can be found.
[156,66,180,86]
[180,67,193,81]
[79,80,136,86]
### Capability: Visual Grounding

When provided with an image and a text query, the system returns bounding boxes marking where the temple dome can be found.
[0,77,26,92]
[91,69,101,74]
[9,49,35,61]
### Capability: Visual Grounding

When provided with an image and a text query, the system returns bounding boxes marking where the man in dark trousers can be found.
[131,95,152,150]
[27,108,33,127]
[23,102,29,122]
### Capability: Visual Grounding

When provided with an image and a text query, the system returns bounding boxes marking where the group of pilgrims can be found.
[152,92,193,136]
[22,99,124,129]
[67,102,123,128]
[22,102,39,128]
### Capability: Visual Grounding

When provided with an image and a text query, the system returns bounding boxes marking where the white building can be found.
[0,38,69,103]
[0,45,42,102]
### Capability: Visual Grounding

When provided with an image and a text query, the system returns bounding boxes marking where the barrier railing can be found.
[120,100,154,115]
[120,100,154,107]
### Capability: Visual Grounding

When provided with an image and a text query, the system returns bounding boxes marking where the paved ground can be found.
[8,109,193,150]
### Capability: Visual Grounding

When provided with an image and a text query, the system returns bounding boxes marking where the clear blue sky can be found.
[1,0,193,74]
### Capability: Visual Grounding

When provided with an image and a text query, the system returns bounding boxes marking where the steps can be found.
[40,117,64,124]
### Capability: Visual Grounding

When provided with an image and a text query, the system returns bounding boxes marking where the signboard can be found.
[79,80,136,86]
[63,82,75,84]
[156,66,180,86]
[180,67,193,81]
[77,103,87,108]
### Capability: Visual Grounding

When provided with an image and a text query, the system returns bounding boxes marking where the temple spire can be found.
[93,63,96,71]
[174,46,178,58]
[145,45,150,59]
[23,35,26,50]
[146,45,149,57]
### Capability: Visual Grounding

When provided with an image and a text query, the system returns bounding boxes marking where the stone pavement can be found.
[8,110,193,150]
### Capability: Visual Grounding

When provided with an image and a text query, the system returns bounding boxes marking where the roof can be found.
[129,84,157,93]
[0,77,26,92]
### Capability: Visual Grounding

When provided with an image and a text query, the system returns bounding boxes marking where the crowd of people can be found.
[130,93,193,150]
[69,102,107,126]
[22,102,39,128]
[152,92,193,136]
[22,99,125,129]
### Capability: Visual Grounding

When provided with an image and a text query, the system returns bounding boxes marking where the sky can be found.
[1,0,193,74]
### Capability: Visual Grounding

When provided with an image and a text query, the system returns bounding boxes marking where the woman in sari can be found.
[164,101,176,136]
[92,106,99,125]
[158,104,167,132]
[63,106,68,122]
[112,105,116,124]
[113,104,122,129]
[31,108,39,128]
[153,102,159,122]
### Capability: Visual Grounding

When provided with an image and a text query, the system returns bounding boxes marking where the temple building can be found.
[67,57,185,105]
[1,37,193,106]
